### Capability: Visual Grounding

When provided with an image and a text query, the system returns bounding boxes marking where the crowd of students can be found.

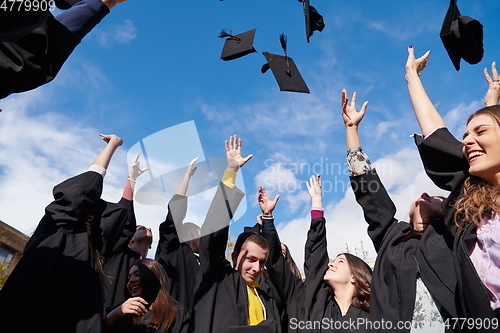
[2,4,500,332]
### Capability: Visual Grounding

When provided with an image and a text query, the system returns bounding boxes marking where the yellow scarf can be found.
[247,281,266,325]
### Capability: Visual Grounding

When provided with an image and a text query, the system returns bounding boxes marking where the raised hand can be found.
[225,135,253,173]
[341,89,368,128]
[405,46,431,78]
[128,152,149,180]
[306,175,323,209]
[484,61,500,106]
[186,156,199,177]
[258,186,280,216]
[99,134,123,147]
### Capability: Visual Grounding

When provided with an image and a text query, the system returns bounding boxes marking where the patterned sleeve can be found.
[347,146,373,176]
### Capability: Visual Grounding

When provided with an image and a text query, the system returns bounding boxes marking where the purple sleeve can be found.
[55,0,110,39]
[311,210,324,219]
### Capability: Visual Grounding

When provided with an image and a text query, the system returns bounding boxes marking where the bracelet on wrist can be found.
[311,207,324,211]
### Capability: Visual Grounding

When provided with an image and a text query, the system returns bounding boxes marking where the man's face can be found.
[233,241,268,284]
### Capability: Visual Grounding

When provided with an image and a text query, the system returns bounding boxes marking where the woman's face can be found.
[408,193,443,231]
[127,265,143,297]
[323,254,354,286]
[462,114,500,184]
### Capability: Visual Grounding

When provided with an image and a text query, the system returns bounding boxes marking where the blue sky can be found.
[1,0,500,268]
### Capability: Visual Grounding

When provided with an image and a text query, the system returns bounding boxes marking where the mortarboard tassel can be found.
[279,33,291,75]
[219,29,241,43]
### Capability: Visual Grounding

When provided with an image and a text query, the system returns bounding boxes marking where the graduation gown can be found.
[415,128,500,331]
[102,197,141,312]
[0,11,46,42]
[263,216,369,333]
[155,194,200,311]
[262,217,305,333]
[108,305,190,333]
[188,183,282,333]
[303,216,369,333]
[0,11,80,99]
[0,171,106,333]
[350,169,457,333]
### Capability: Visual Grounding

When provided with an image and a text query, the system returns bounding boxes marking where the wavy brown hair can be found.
[341,253,372,312]
[125,259,179,331]
[454,106,500,228]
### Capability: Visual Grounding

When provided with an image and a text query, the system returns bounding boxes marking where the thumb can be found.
[273,194,280,204]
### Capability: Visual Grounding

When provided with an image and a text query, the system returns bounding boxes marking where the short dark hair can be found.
[233,232,268,254]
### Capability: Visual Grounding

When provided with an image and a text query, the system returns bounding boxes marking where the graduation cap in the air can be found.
[261,34,310,94]
[440,0,483,71]
[300,0,325,43]
[219,28,257,61]
[54,0,79,10]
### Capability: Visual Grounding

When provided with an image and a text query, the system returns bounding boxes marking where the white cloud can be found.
[92,19,137,48]
[0,91,127,236]
[254,159,311,214]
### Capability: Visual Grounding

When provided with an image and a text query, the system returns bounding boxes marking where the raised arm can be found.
[175,157,199,196]
[342,90,401,250]
[156,158,198,255]
[483,61,500,106]
[303,175,329,313]
[101,153,148,256]
[342,89,367,150]
[304,175,327,279]
[199,135,249,279]
[122,152,148,201]
[405,46,446,136]
[92,134,123,170]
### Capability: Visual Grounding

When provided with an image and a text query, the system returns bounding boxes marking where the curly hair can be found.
[454,176,500,228]
[341,253,372,312]
[125,259,179,330]
[454,105,500,228]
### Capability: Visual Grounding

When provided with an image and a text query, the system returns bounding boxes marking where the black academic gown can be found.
[109,305,190,333]
[0,171,105,333]
[188,183,282,333]
[261,217,304,333]
[350,169,457,333]
[263,216,369,333]
[102,197,142,313]
[415,128,500,331]
[303,216,369,333]
[0,11,80,99]
[155,194,200,311]
[0,10,46,42]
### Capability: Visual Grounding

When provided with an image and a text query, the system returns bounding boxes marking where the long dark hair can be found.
[281,243,302,279]
[125,259,178,330]
[341,253,372,312]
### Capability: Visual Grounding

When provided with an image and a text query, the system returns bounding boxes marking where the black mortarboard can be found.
[261,34,310,94]
[300,0,325,43]
[54,0,79,10]
[440,0,483,71]
[219,28,257,61]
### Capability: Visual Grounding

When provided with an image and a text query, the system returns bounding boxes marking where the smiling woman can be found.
[103,259,190,333]
[406,46,500,328]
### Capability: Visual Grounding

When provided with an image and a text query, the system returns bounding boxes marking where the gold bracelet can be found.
[311,207,324,211]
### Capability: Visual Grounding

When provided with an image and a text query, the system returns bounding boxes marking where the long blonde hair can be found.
[454,105,500,227]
